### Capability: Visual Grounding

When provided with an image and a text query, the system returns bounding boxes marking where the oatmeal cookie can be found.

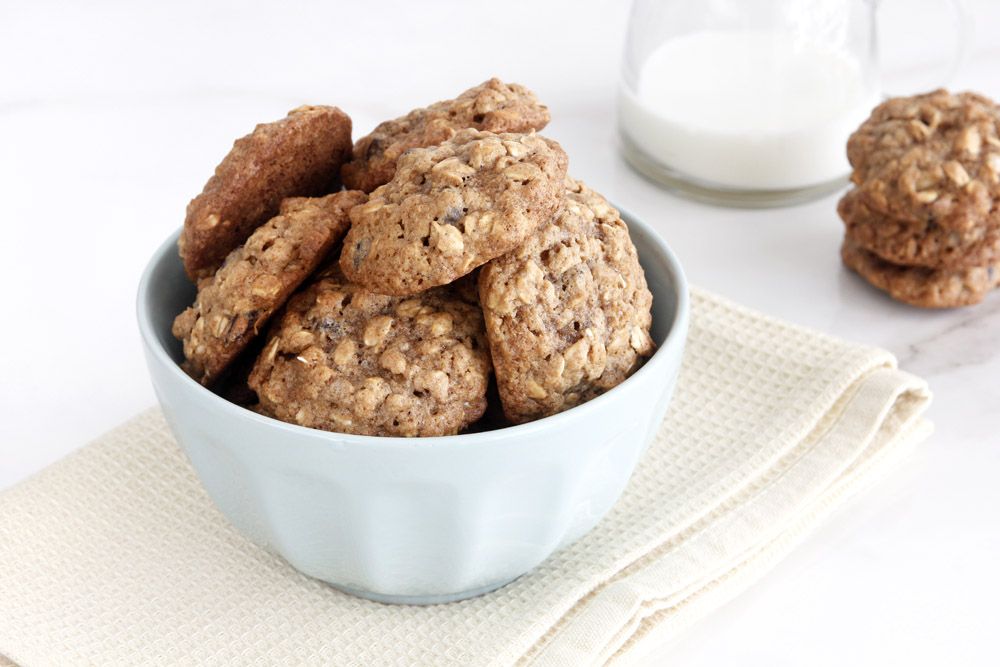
[478,179,655,423]
[839,188,1000,269]
[847,90,1000,230]
[179,105,353,280]
[248,278,492,437]
[841,238,1000,308]
[340,129,568,295]
[341,78,550,192]
[173,191,364,385]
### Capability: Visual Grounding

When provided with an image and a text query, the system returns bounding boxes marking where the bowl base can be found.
[330,575,520,605]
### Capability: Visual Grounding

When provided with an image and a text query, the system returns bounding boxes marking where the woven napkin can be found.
[0,288,931,667]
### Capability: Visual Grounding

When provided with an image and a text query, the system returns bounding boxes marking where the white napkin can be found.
[0,288,931,666]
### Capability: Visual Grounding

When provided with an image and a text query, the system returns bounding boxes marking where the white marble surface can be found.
[2,1,998,664]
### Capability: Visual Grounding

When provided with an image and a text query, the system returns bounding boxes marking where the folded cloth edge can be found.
[525,367,932,666]
[615,417,931,666]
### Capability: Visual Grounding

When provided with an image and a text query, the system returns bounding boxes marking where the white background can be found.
[2,1,998,664]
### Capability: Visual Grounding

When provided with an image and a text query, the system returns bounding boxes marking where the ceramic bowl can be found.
[136,208,689,604]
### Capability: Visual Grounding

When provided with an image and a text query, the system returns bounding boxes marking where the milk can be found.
[618,30,880,191]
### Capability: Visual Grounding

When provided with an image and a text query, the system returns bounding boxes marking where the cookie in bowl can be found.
[341,78,550,193]
[340,129,568,295]
[179,105,353,280]
[479,179,655,423]
[248,275,492,437]
[173,190,364,385]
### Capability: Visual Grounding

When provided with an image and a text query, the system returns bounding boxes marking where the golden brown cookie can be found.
[478,179,655,423]
[172,191,364,385]
[839,188,1000,269]
[847,90,1000,230]
[339,129,568,296]
[841,238,1000,308]
[249,277,492,437]
[179,105,352,280]
[341,78,550,193]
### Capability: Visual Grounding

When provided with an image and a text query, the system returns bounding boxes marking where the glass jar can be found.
[618,0,968,207]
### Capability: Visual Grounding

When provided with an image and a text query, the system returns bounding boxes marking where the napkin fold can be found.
[0,288,931,667]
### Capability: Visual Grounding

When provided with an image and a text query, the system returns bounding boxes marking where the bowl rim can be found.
[136,205,690,450]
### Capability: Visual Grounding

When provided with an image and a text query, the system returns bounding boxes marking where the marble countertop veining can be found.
[1,1,998,665]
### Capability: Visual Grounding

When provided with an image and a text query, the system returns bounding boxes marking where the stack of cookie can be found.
[839,89,1000,308]
[172,79,655,437]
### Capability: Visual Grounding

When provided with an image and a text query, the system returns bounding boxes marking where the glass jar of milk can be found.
[618,0,967,207]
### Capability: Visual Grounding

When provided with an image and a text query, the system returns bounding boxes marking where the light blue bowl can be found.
[137,208,689,604]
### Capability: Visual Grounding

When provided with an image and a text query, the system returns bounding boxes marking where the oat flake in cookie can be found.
[479,179,655,424]
[847,90,1000,230]
[841,238,1000,308]
[340,129,569,296]
[249,278,492,437]
[179,105,353,280]
[172,191,364,386]
[341,78,550,193]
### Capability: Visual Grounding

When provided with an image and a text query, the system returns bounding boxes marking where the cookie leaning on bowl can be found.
[479,179,655,424]
[340,129,569,295]
[341,78,550,193]
[179,105,353,280]
[172,190,365,385]
[249,272,492,437]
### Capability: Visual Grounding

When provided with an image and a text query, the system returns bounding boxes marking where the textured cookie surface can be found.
[179,105,352,280]
[841,238,1000,308]
[341,78,549,192]
[839,188,1000,269]
[847,90,1000,230]
[478,179,655,423]
[172,191,364,385]
[248,277,492,437]
[340,129,568,295]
